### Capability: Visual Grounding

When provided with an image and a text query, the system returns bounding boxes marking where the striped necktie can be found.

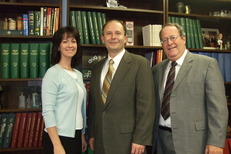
[161,61,177,120]
[101,59,114,104]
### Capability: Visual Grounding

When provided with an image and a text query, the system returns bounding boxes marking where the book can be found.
[33,112,42,147]
[70,11,76,28]
[75,11,84,44]
[38,115,44,147]
[50,8,55,35]
[81,11,90,44]
[2,113,16,148]
[125,21,134,46]
[34,11,41,36]
[43,7,47,36]
[46,7,52,36]
[54,8,60,33]
[10,43,20,78]
[86,11,96,44]
[28,11,35,35]
[39,43,50,78]
[0,29,23,35]
[23,113,32,147]
[195,19,203,49]
[0,43,10,78]
[0,114,8,148]
[29,43,39,78]
[189,19,195,49]
[23,14,29,36]
[96,12,103,44]
[40,7,44,36]
[17,112,27,148]
[91,12,101,45]
[10,113,21,148]
[185,18,191,48]
[217,53,225,80]
[28,112,37,147]
[224,53,231,82]
[20,43,29,78]
[142,24,153,46]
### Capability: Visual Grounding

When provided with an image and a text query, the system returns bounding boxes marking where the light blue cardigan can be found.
[42,64,87,138]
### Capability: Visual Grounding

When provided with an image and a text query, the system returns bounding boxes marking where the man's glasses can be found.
[161,35,179,44]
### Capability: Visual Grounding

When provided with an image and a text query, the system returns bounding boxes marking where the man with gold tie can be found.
[88,20,155,154]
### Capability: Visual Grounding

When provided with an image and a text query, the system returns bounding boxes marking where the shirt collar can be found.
[168,49,188,67]
[107,49,125,66]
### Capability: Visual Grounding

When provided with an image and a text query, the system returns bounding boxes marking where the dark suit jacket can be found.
[88,51,155,154]
[152,51,228,154]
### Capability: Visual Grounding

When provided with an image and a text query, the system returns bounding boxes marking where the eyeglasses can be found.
[161,35,179,44]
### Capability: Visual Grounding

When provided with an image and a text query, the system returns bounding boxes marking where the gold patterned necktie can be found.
[161,61,177,120]
[101,59,114,104]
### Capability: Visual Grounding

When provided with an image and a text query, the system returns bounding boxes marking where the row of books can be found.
[142,24,162,46]
[26,7,60,36]
[0,7,60,36]
[0,112,44,149]
[0,43,51,79]
[145,50,163,67]
[193,52,231,82]
[69,11,106,45]
[169,16,204,49]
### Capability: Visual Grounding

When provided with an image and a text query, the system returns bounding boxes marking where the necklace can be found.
[59,64,73,71]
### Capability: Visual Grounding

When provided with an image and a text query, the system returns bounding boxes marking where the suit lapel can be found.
[157,60,168,107]
[94,59,107,107]
[173,52,193,91]
[104,51,131,108]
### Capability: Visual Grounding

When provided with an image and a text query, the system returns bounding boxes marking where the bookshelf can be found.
[0,0,61,153]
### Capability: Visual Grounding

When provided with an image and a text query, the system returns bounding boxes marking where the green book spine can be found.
[96,12,103,44]
[91,12,101,44]
[0,43,10,79]
[192,19,200,49]
[29,43,39,78]
[20,43,29,78]
[81,11,90,44]
[2,113,16,148]
[86,11,96,44]
[39,43,50,78]
[34,11,41,36]
[69,11,76,28]
[179,17,186,35]
[10,43,20,78]
[189,19,195,49]
[195,19,204,49]
[75,11,84,44]
[170,16,175,23]
[185,18,191,48]
[101,12,106,26]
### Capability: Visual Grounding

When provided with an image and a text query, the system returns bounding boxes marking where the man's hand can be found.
[131,143,145,154]
[205,145,223,154]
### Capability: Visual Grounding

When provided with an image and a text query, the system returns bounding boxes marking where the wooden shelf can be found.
[69,5,163,14]
[0,78,42,82]
[168,12,231,20]
[0,2,59,7]
[0,108,41,113]
[0,147,43,152]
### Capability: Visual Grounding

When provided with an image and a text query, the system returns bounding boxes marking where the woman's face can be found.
[59,33,77,60]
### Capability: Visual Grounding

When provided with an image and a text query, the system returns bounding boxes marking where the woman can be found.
[42,26,87,154]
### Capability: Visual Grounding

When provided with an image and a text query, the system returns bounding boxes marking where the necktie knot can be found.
[109,59,114,65]
[171,61,177,67]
